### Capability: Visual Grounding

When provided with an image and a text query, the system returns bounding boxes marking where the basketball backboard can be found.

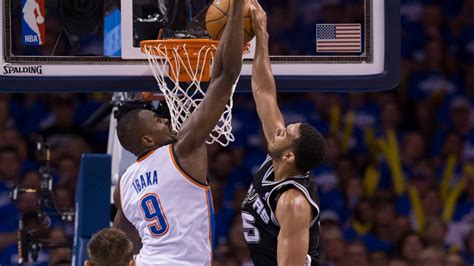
[0,0,400,92]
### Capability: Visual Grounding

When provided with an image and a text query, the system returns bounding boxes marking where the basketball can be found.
[205,0,254,43]
[36,16,44,24]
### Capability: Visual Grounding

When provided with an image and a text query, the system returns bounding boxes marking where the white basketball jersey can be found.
[120,144,213,265]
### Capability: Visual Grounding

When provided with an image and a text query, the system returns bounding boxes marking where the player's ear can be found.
[84,259,90,266]
[141,135,155,147]
[282,151,295,163]
[129,259,136,266]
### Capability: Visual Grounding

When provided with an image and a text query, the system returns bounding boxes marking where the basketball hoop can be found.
[141,38,240,146]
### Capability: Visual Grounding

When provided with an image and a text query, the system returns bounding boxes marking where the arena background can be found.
[0,0,474,265]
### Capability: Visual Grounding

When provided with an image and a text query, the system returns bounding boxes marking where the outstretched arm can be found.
[250,0,285,143]
[276,189,312,266]
[174,0,244,157]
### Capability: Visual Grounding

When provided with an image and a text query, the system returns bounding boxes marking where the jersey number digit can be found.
[242,212,260,243]
[140,194,169,236]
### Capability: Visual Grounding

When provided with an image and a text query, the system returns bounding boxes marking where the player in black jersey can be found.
[241,1,327,265]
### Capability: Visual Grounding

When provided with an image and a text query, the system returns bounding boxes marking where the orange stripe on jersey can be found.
[136,148,158,162]
[168,145,209,190]
[206,188,213,258]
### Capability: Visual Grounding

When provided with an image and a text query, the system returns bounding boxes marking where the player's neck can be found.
[272,161,301,181]
[136,145,159,159]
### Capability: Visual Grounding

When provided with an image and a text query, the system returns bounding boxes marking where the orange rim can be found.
[140,38,219,52]
[140,39,219,82]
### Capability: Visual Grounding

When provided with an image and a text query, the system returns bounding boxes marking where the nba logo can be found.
[21,0,46,46]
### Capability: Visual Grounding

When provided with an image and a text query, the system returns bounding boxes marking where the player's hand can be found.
[249,0,267,35]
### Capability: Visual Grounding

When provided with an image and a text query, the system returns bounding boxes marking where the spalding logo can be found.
[3,64,43,75]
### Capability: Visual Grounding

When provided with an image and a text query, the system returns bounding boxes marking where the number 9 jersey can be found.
[119,145,214,266]
[241,156,321,266]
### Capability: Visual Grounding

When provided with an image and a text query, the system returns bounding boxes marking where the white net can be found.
[142,40,238,146]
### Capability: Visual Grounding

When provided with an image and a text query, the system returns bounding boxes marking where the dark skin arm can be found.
[113,183,142,254]
[275,188,313,266]
[173,0,245,184]
[249,0,285,143]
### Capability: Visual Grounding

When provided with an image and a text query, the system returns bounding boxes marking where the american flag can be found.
[316,24,361,53]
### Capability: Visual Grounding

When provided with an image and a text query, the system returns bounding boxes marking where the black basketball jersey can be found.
[241,156,321,266]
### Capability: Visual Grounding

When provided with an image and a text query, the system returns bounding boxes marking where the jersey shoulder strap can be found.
[266,179,320,227]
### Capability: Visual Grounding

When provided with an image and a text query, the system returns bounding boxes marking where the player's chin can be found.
[169,132,178,142]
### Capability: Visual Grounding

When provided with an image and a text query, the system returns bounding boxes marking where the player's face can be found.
[267,123,301,158]
[141,110,177,146]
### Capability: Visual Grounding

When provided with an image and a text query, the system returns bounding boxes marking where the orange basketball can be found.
[205,0,254,43]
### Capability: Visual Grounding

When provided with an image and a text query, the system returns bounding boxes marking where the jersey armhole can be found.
[169,144,209,189]
[267,181,320,227]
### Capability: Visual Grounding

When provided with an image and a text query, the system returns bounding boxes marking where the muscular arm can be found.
[275,189,312,266]
[250,0,285,142]
[113,184,142,254]
[174,0,244,162]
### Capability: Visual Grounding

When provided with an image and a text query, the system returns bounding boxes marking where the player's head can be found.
[116,109,177,156]
[267,123,326,173]
[85,228,135,266]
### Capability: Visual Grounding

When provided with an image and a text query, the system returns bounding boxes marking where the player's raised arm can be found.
[174,0,244,156]
[275,189,312,266]
[249,0,285,143]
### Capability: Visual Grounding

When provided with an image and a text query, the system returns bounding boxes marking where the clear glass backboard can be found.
[0,0,400,92]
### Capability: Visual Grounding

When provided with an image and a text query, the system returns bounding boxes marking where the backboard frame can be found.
[0,0,399,92]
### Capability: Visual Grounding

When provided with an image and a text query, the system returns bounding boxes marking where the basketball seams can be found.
[205,16,228,24]
[210,3,229,17]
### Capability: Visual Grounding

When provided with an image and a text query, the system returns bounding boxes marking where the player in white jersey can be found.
[112,1,244,265]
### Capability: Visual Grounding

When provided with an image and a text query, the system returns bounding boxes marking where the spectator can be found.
[48,228,71,265]
[343,198,374,240]
[320,228,344,266]
[226,216,253,265]
[0,147,22,254]
[446,253,467,266]
[341,176,364,211]
[410,40,459,101]
[21,171,41,190]
[417,186,443,229]
[369,251,389,266]
[55,155,79,192]
[0,147,22,186]
[462,230,474,264]
[394,216,413,243]
[418,247,446,266]
[344,241,369,266]
[424,218,449,250]
[397,231,426,266]
[378,101,402,133]
[0,99,15,131]
[362,198,398,252]
[452,176,474,225]
[388,259,409,266]
[40,94,95,154]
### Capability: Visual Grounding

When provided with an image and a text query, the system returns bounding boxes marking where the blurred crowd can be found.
[0,94,109,265]
[0,0,473,266]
